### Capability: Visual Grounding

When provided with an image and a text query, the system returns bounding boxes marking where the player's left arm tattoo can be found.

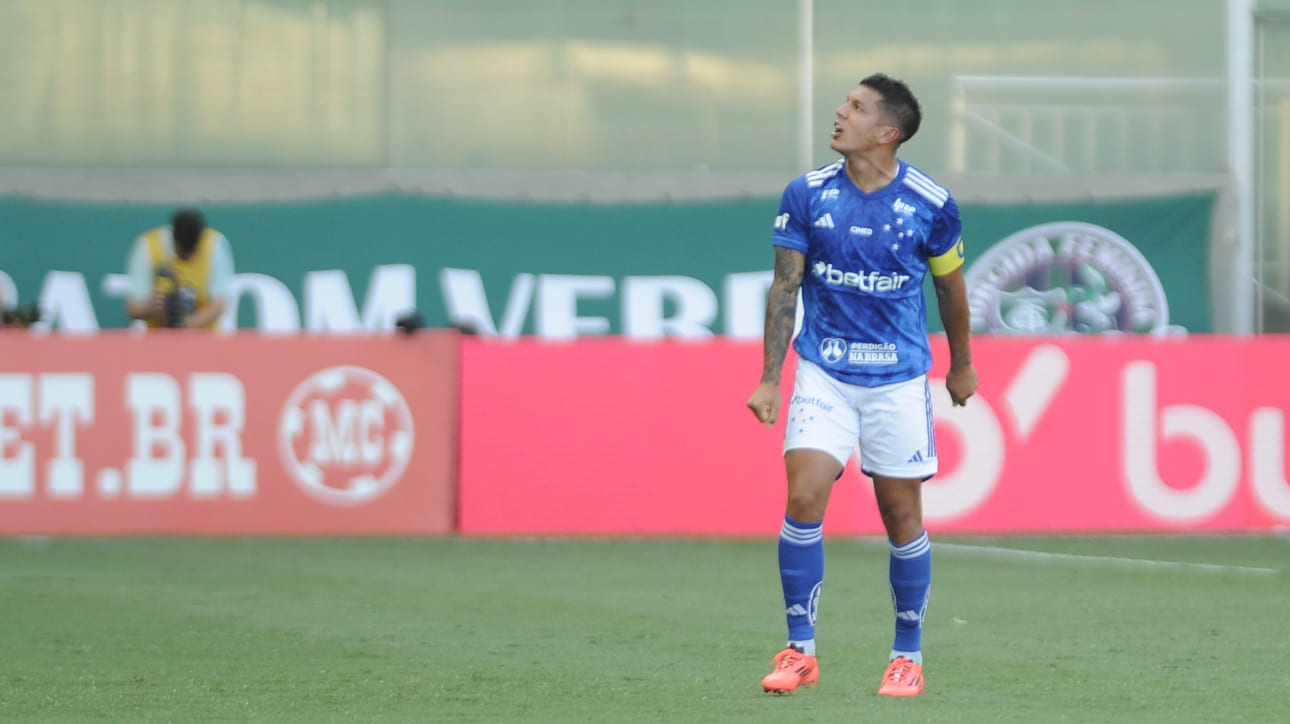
[761,247,805,385]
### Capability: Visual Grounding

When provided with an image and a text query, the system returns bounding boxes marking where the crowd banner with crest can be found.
[0,192,1214,336]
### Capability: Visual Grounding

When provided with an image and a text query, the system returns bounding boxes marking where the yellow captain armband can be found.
[929,237,966,276]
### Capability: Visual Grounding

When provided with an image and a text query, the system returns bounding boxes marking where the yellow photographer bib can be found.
[144,227,218,329]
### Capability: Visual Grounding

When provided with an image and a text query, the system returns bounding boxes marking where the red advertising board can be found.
[7,333,1289,536]
[0,332,459,535]
[458,335,1290,535]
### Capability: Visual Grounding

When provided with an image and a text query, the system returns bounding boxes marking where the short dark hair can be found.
[171,209,206,257]
[860,73,921,146]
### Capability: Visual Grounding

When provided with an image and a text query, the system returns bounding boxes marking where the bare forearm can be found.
[186,299,226,329]
[127,298,157,322]
[761,280,798,385]
[934,271,973,368]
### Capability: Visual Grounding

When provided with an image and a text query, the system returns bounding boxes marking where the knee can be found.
[783,450,843,522]
[785,487,829,522]
[876,494,922,538]
[876,496,915,522]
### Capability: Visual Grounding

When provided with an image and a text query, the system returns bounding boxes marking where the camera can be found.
[1,303,41,328]
[156,266,196,328]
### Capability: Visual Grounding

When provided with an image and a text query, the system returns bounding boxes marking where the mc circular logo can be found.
[964,221,1175,335]
[278,366,415,506]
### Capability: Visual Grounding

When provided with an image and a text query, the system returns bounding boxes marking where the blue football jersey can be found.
[772,160,964,386]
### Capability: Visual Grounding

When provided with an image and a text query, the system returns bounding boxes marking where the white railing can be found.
[949,74,1290,332]
[948,75,1226,174]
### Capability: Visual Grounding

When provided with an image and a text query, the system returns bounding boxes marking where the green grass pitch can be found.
[1,536,1286,723]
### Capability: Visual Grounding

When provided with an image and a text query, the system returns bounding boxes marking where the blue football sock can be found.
[779,515,824,651]
[889,530,931,663]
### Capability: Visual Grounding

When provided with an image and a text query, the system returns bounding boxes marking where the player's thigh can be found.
[783,359,861,470]
[856,375,938,480]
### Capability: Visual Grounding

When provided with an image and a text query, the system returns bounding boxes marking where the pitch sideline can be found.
[931,541,1280,575]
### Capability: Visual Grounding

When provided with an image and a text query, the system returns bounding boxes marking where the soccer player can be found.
[747,73,977,697]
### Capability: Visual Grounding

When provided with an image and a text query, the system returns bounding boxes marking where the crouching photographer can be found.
[126,209,235,330]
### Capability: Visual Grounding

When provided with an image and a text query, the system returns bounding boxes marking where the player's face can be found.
[830,85,898,155]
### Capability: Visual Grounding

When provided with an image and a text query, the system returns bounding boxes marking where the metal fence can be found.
[0,0,1225,173]
[948,76,1227,175]
[947,70,1290,332]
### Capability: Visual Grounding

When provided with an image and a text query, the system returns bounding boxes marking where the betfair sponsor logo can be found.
[790,393,835,412]
[813,262,911,292]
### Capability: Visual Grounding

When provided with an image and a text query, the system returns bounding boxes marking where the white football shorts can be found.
[783,358,938,480]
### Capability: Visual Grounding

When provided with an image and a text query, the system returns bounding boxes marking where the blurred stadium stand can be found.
[0,0,1288,330]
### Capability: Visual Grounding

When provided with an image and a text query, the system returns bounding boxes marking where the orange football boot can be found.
[877,656,924,696]
[761,647,819,694]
